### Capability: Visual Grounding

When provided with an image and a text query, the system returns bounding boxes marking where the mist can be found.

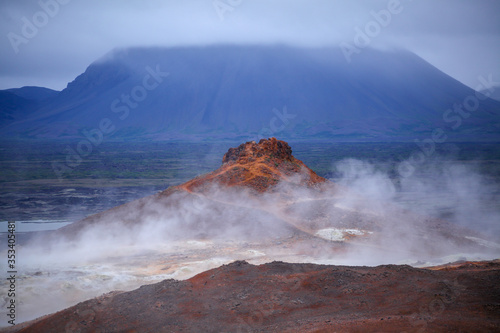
[1,151,499,325]
[331,156,500,237]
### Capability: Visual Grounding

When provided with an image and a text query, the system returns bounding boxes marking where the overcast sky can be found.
[0,0,499,91]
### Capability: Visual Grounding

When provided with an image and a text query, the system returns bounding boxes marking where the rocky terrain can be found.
[9,260,500,332]
[3,138,500,330]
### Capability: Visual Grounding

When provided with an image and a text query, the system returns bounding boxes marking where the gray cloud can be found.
[0,0,499,90]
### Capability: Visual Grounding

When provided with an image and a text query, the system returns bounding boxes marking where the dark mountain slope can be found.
[0,87,58,128]
[6,86,58,102]
[0,91,35,126]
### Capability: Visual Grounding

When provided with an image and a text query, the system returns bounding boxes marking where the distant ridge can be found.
[0,86,59,127]
[6,86,59,102]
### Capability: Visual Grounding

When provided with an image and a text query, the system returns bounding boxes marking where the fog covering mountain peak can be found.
[1,45,499,140]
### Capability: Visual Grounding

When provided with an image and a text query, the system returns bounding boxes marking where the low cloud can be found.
[0,0,499,89]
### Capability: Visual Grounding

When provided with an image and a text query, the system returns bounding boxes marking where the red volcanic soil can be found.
[176,137,327,194]
[12,260,500,332]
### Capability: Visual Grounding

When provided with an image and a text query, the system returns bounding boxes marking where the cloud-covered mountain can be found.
[2,45,499,141]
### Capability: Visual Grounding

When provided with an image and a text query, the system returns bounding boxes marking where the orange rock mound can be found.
[179,137,327,193]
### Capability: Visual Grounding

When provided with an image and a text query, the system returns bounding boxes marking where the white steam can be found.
[1,155,499,326]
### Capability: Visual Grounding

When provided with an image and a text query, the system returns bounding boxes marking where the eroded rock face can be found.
[183,137,326,193]
[222,138,293,164]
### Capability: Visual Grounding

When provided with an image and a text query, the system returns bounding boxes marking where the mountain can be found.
[0,90,36,125]
[481,84,500,102]
[13,260,500,332]
[0,86,58,127]
[2,45,499,141]
[6,86,59,102]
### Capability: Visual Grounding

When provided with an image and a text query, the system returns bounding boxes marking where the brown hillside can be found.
[13,260,500,332]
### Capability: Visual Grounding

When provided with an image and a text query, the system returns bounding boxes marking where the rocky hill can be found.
[53,138,329,239]
[53,138,494,256]
[179,137,326,193]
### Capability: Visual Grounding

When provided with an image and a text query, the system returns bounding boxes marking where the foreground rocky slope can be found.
[12,260,500,332]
